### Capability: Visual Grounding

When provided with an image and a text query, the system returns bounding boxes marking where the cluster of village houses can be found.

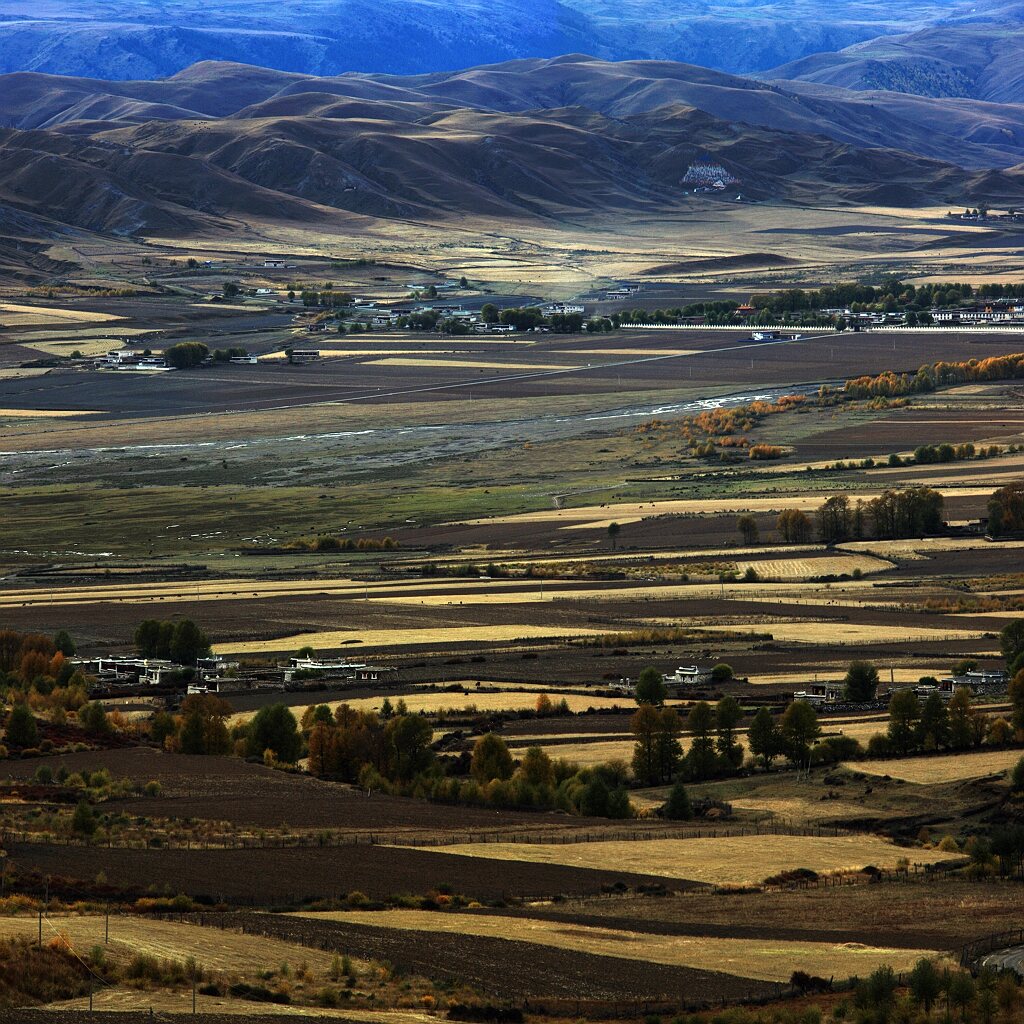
[661,664,1008,707]
[301,300,588,334]
[71,650,1011,716]
[73,654,394,699]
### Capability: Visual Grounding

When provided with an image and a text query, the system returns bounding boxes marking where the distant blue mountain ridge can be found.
[0,0,1012,80]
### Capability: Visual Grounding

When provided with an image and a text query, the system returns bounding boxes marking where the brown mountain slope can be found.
[6,56,1024,169]
[765,23,1024,104]
[2,60,1024,241]
[1,101,1015,238]
[0,126,366,235]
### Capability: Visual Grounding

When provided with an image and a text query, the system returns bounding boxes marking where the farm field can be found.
[294,909,940,983]
[0,913,345,976]
[217,624,612,654]
[6,193,1024,1021]
[847,748,1024,783]
[399,835,962,885]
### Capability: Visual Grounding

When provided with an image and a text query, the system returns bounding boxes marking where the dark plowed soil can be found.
[497,883,1023,951]
[0,747,617,832]
[4,1015,359,1023]
[468,907,951,950]
[8,843,691,904]
[189,912,775,1003]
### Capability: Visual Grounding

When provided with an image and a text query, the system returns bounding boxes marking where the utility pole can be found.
[37,906,42,946]
[105,905,109,945]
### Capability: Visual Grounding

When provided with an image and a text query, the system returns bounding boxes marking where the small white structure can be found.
[793,682,844,706]
[665,665,707,685]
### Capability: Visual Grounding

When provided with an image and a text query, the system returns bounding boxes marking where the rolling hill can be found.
[5,56,1024,171]
[3,59,1024,244]
[765,21,1024,103]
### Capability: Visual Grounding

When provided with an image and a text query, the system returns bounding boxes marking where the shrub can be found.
[1012,756,1024,793]
[710,663,734,682]
[5,703,39,748]
[749,444,784,460]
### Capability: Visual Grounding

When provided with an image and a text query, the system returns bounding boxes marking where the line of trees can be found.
[814,486,943,543]
[843,352,1024,400]
[164,342,209,369]
[301,703,632,817]
[618,279,1024,328]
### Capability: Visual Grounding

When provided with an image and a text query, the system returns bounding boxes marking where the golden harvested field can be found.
[0,914,345,975]
[404,835,960,885]
[371,580,882,609]
[10,326,153,341]
[847,749,1024,783]
[370,583,726,607]
[229,690,633,725]
[734,554,894,580]
[48,988,426,1020]
[0,302,123,325]
[0,407,103,418]
[751,670,942,687]
[461,489,995,528]
[0,368,50,379]
[26,338,131,356]
[218,624,609,655]
[295,910,939,984]
[627,790,878,822]
[0,575,558,610]
[840,537,1024,560]
[701,621,982,644]
[535,739,635,765]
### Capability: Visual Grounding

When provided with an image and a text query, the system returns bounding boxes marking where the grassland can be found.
[848,748,1024,783]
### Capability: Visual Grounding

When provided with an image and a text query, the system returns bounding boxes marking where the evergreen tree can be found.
[663,780,692,820]
[748,707,781,769]
[887,689,921,755]
[685,701,717,780]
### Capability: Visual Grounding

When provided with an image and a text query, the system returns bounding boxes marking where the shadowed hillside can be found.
[765,19,1024,103]
[7,56,1024,171]
[3,65,1024,242]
